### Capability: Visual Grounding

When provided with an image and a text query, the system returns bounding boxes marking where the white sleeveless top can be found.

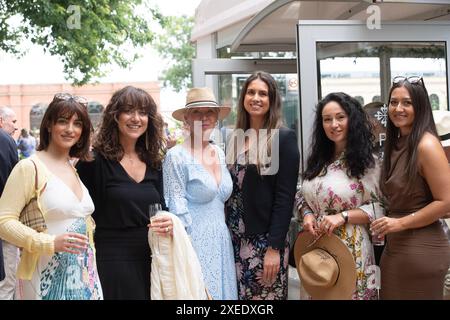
[16,174,103,300]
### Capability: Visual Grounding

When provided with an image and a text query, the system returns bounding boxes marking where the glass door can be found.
[297,21,450,169]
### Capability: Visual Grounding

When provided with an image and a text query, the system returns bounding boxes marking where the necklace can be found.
[123,153,136,166]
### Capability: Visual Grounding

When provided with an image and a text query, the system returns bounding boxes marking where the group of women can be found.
[297,76,450,300]
[0,71,449,300]
[0,72,300,300]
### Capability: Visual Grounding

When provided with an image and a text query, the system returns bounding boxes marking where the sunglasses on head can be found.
[392,76,425,86]
[53,93,88,107]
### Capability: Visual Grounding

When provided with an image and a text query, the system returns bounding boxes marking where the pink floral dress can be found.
[296,155,383,300]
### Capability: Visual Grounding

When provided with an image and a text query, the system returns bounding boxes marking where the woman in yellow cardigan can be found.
[0,93,103,300]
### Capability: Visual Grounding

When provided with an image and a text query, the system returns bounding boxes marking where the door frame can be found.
[297,20,450,169]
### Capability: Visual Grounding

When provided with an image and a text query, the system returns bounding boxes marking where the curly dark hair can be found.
[93,86,165,169]
[303,92,375,180]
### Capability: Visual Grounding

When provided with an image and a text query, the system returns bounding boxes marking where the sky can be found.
[0,0,201,115]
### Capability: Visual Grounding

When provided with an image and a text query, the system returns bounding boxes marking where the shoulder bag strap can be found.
[29,159,38,194]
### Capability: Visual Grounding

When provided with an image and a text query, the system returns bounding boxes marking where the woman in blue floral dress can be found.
[225,72,300,300]
[296,92,383,300]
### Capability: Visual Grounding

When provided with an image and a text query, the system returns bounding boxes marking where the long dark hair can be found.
[235,71,283,131]
[382,79,438,192]
[304,92,375,180]
[93,86,165,169]
[38,95,92,161]
[227,71,283,167]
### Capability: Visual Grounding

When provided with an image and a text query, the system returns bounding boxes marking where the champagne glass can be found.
[148,203,163,256]
[149,203,163,223]
[372,210,385,246]
[76,221,89,283]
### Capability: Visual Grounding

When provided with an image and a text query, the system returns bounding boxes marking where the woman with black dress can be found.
[76,86,173,299]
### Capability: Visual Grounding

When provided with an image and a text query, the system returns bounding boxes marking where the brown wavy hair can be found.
[38,95,92,161]
[93,86,165,169]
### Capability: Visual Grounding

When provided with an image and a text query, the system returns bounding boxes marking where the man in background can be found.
[0,106,18,137]
[0,106,19,299]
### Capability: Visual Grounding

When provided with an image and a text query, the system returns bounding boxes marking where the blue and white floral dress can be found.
[163,144,238,300]
[16,173,103,300]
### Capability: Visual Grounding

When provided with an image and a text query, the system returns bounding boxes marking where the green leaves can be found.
[0,0,163,85]
[155,14,194,92]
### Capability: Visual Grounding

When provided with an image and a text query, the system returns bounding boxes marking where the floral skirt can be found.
[226,188,289,300]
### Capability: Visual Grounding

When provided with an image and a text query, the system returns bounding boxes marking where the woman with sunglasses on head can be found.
[371,76,450,299]
[76,86,171,300]
[0,93,103,299]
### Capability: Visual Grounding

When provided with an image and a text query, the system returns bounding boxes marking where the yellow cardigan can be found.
[0,155,55,279]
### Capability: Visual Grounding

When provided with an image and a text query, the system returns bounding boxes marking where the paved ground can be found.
[288,266,300,300]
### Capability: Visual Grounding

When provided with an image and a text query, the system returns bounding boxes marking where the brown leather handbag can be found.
[18,160,47,232]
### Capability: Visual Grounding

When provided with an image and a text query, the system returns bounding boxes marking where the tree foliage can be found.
[0,0,164,85]
[155,15,195,92]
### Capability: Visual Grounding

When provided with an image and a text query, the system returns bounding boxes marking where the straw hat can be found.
[294,232,356,300]
[172,87,231,121]
[432,110,450,147]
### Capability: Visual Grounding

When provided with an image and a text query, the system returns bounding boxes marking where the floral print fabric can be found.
[163,145,238,300]
[296,156,383,300]
[226,163,289,300]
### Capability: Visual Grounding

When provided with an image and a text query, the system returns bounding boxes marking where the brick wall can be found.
[0,82,160,138]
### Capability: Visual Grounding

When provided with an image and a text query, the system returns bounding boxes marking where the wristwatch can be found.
[340,211,349,224]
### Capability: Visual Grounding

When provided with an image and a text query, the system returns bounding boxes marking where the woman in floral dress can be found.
[226,71,300,300]
[296,92,383,300]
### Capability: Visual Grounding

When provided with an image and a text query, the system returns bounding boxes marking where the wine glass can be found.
[148,203,163,223]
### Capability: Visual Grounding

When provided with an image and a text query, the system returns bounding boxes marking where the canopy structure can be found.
[192,0,450,53]
[192,0,450,168]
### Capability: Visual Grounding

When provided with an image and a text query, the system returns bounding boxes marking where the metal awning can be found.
[230,0,450,53]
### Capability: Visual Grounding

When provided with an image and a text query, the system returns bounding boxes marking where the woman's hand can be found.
[303,214,318,236]
[320,214,345,236]
[370,216,403,238]
[262,247,280,287]
[54,232,88,254]
[148,216,174,237]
